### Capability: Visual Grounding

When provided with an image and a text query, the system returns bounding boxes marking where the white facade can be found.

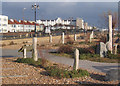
[84,22,88,30]
[87,26,92,30]
[37,17,71,27]
[8,19,44,32]
[0,15,8,33]
[76,18,84,29]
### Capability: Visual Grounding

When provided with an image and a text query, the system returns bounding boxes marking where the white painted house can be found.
[0,15,8,33]
[37,17,76,33]
[8,19,44,32]
[37,17,72,27]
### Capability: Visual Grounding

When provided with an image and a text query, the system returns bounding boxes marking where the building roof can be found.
[8,19,40,26]
[14,20,20,24]
[8,20,15,24]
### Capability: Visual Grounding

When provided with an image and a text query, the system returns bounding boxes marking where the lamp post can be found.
[32,3,39,61]
[23,8,26,32]
[32,3,39,35]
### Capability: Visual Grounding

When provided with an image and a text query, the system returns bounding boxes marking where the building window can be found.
[14,25,16,27]
[2,24,7,26]
[4,19,7,21]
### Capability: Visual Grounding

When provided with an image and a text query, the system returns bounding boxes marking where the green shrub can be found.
[65,35,74,45]
[116,34,120,37]
[118,45,120,54]
[107,51,119,59]
[58,45,74,54]
[15,58,41,66]
[78,48,91,54]
[9,41,17,45]
[46,66,89,79]
[80,54,100,60]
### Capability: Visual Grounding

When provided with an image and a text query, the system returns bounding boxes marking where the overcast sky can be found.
[2,2,118,28]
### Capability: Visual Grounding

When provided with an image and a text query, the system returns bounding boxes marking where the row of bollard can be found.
[23,47,80,71]
[49,32,77,44]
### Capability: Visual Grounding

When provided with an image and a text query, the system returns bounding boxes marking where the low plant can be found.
[15,58,41,66]
[80,54,100,60]
[117,45,120,54]
[106,51,119,59]
[58,45,74,54]
[65,35,74,45]
[46,66,89,79]
[1,44,6,47]
[116,34,120,37]
[78,48,91,54]
[9,41,17,45]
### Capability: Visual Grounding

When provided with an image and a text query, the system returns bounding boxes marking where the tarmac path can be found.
[1,49,119,74]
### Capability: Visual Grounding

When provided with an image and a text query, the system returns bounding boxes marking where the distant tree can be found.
[101,10,118,43]
[102,10,118,30]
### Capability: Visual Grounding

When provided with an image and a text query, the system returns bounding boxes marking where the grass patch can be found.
[15,58,41,66]
[45,66,89,79]
[15,58,89,78]
[50,52,73,58]
[50,52,119,63]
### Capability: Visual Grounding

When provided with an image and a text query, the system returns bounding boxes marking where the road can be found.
[1,49,119,74]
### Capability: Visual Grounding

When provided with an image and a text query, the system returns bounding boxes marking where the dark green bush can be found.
[58,45,74,54]
[46,66,89,79]
[78,48,91,54]
[107,51,119,59]
[80,54,100,60]
[66,36,74,45]
[9,41,17,45]
[118,45,120,54]
[116,34,120,37]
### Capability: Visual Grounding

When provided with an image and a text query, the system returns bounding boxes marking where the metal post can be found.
[35,8,36,35]
[32,3,39,61]
[23,8,26,32]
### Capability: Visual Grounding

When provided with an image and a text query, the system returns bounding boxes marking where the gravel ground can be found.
[1,58,119,85]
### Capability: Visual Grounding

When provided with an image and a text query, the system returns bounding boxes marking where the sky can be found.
[2,2,118,28]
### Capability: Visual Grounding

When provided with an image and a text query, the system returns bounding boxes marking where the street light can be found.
[32,3,39,36]
[23,8,26,32]
[31,3,39,61]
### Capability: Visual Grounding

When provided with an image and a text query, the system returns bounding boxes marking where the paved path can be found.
[41,49,119,74]
[1,49,119,74]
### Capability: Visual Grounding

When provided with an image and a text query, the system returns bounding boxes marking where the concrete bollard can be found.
[32,37,38,61]
[23,48,27,58]
[108,15,113,53]
[26,33,28,37]
[49,35,52,43]
[115,44,118,55]
[62,32,64,44]
[73,49,79,70]
[74,34,77,41]
[20,35,22,38]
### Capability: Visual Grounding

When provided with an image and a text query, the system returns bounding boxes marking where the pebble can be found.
[2,58,119,84]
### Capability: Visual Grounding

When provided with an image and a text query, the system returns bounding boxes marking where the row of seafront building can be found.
[0,15,94,33]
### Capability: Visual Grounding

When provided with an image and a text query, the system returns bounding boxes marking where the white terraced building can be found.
[37,17,72,27]
[36,17,77,33]
[0,15,94,33]
[0,15,8,33]
[8,19,44,32]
